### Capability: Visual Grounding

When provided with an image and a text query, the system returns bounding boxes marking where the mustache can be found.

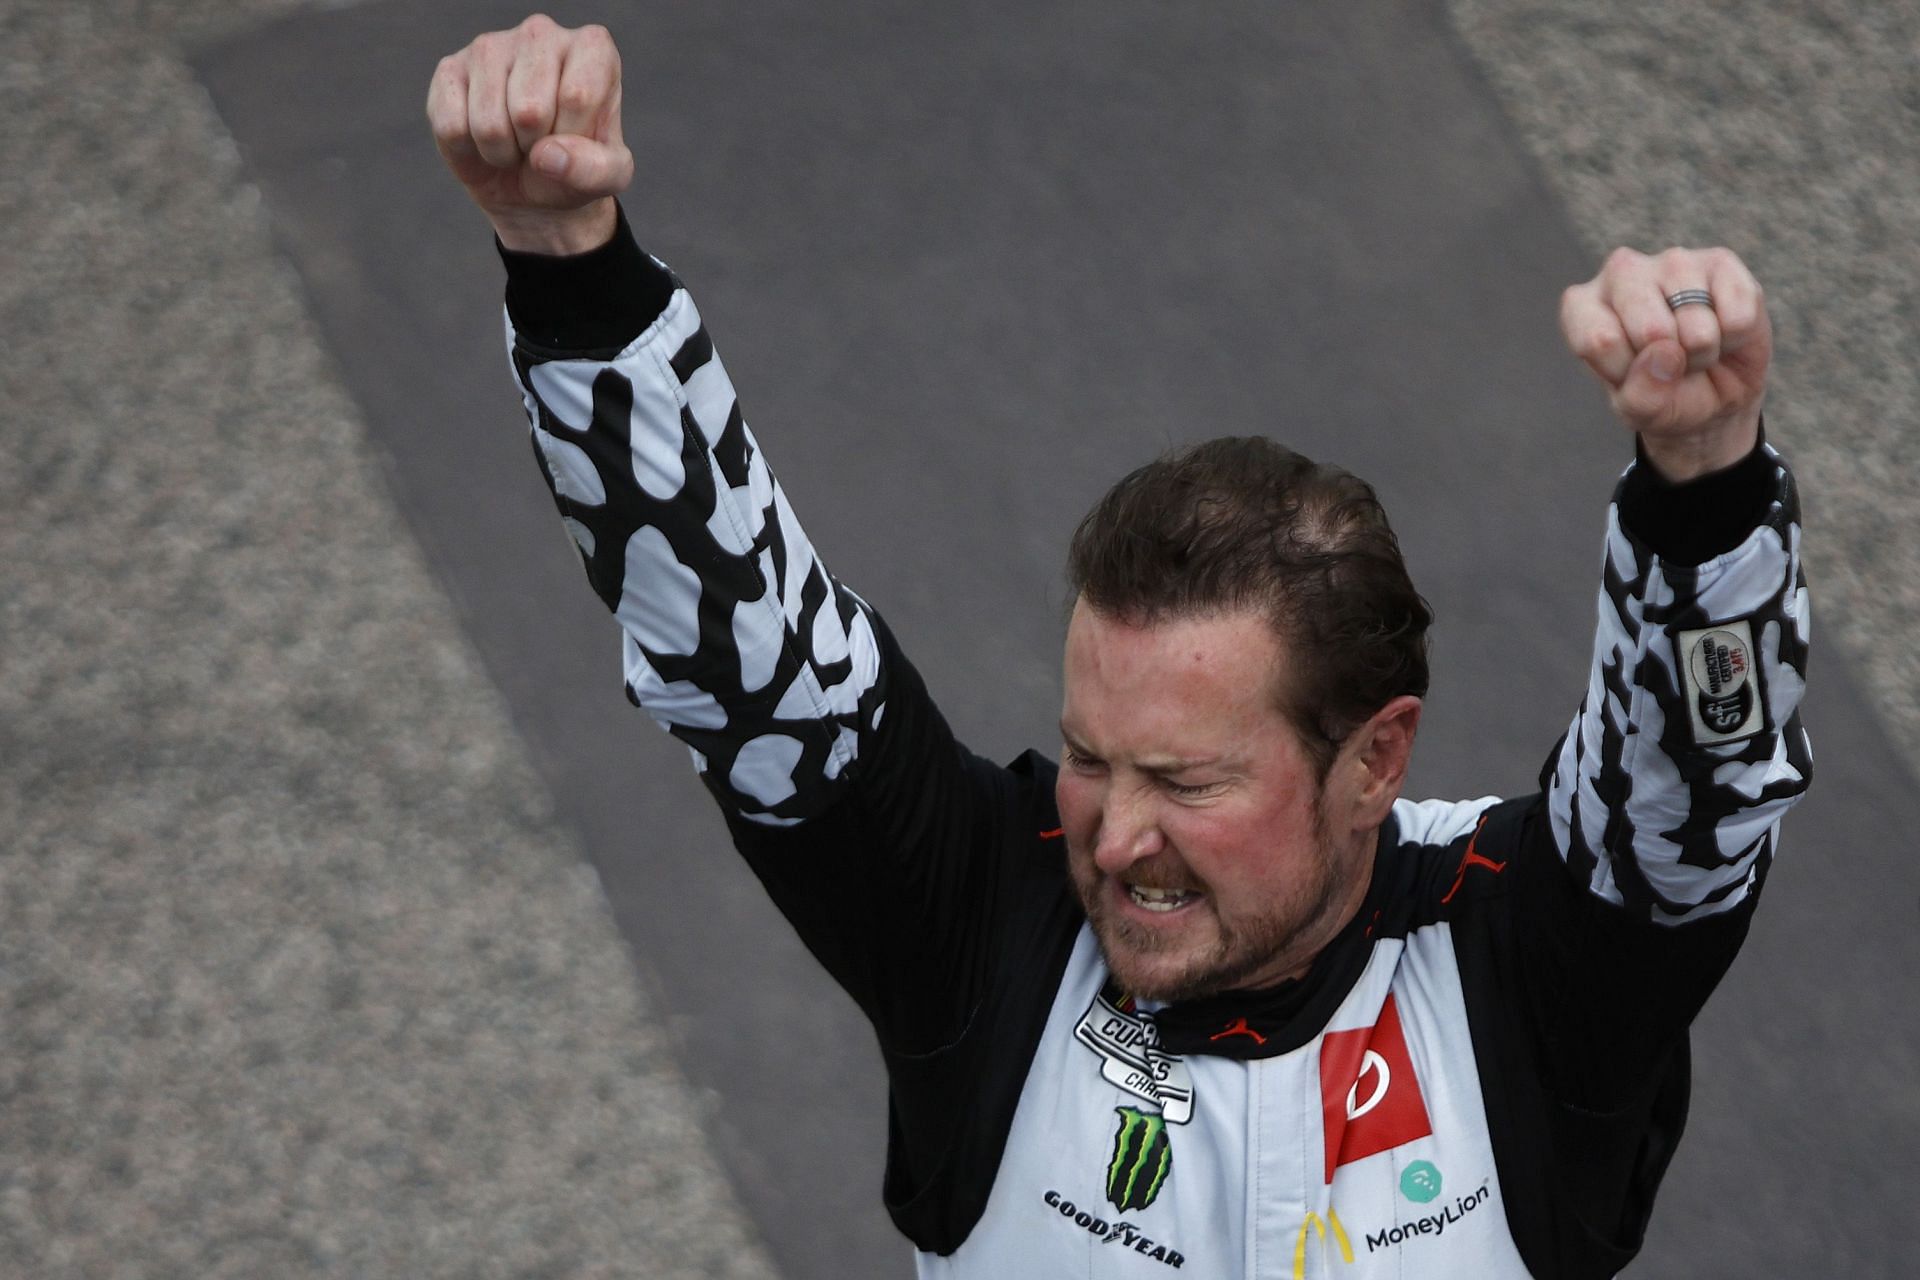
[1101,855,1205,895]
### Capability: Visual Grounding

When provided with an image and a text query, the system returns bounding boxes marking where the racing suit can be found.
[497,210,1811,1278]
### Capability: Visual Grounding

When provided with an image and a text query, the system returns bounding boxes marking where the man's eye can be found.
[1063,746,1104,772]
[1163,778,1218,798]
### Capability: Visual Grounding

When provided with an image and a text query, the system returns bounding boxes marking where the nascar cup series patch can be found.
[1677,619,1765,744]
[1074,991,1195,1123]
[1076,992,1193,1213]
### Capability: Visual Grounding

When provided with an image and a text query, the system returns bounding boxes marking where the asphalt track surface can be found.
[193,3,1918,1276]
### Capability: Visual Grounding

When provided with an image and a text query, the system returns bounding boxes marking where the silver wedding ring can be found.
[1666,288,1714,311]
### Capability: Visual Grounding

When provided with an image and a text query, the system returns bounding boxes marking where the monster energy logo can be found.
[1107,1107,1173,1212]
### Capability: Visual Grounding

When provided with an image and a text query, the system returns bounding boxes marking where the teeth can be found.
[1128,885,1198,913]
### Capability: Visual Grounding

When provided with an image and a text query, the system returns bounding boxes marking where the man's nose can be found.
[1093,786,1164,874]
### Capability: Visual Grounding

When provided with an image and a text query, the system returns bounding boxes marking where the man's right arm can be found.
[502,217,888,825]
[431,18,887,826]
[426,23,1079,1067]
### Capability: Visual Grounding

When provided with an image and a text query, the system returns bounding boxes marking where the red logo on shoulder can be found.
[1318,992,1433,1182]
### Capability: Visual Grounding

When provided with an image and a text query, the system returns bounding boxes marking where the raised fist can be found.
[1560,246,1771,480]
[426,14,632,254]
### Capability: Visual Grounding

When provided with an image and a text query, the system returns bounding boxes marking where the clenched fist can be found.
[1560,246,1770,481]
[427,14,632,254]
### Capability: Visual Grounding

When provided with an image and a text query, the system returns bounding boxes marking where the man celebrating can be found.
[429,16,1810,1278]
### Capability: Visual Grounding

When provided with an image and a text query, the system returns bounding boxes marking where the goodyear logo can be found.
[1040,1191,1186,1268]
[1106,1107,1173,1212]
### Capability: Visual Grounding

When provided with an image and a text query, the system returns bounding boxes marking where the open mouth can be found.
[1126,884,1202,914]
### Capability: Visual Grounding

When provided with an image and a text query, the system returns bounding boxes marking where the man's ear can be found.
[1342,695,1423,829]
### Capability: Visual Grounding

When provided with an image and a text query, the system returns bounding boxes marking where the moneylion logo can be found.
[1293,1210,1354,1279]
[1400,1160,1443,1204]
[1106,1107,1173,1212]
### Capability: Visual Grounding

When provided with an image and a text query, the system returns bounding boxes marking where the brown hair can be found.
[1067,437,1431,779]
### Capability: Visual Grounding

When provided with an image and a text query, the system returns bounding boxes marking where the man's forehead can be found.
[1063,599,1292,678]
[1060,603,1301,749]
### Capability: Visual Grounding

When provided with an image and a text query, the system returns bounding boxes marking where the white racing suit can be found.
[497,211,1811,1278]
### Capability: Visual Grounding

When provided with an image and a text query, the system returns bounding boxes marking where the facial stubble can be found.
[1071,798,1350,1004]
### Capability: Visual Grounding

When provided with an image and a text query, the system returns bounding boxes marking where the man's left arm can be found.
[1436,248,1811,1276]
[1550,245,1811,922]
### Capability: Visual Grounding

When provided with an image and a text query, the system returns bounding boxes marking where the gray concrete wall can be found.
[0,1,776,1275]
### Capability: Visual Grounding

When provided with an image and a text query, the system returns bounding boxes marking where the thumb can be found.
[1612,338,1686,425]
[529,135,633,201]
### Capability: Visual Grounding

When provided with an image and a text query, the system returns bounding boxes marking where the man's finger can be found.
[1706,248,1767,356]
[554,25,620,141]
[1560,281,1634,385]
[1652,249,1719,373]
[465,33,522,170]
[505,31,562,157]
[426,55,476,162]
[1664,290,1721,375]
[1599,249,1677,357]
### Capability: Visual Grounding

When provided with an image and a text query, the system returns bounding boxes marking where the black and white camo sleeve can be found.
[1548,441,1811,922]
[502,231,884,828]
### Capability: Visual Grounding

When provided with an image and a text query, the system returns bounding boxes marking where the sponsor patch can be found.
[1400,1160,1443,1204]
[1292,1211,1353,1278]
[1362,1178,1493,1253]
[1074,992,1195,1124]
[1677,620,1765,744]
[1040,1190,1186,1268]
[1318,993,1433,1182]
[1106,1107,1174,1212]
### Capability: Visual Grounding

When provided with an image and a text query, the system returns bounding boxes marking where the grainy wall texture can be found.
[0,1,777,1275]
[1449,0,1920,758]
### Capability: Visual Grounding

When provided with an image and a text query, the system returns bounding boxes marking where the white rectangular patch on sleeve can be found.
[1677,619,1766,744]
